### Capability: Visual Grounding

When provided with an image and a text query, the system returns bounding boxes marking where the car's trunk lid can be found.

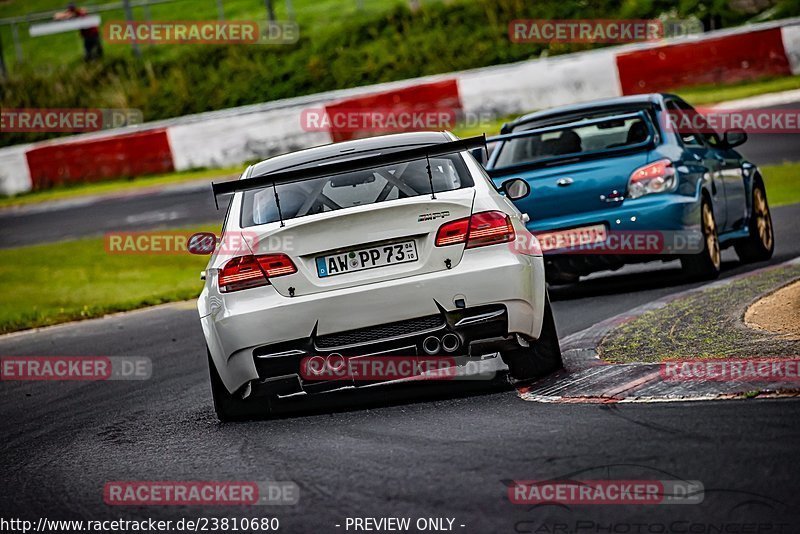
[243,188,476,297]
[494,153,650,221]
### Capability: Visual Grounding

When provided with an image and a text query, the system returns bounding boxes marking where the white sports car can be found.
[191,132,561,420]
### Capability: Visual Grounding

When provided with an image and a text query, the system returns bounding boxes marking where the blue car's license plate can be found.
[535,224,607,252]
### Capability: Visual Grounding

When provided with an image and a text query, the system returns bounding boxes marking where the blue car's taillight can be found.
[627,159,676,199]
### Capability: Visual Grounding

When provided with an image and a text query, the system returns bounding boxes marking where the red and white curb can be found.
[519,256,800,404]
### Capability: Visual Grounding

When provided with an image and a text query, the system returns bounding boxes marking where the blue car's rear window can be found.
[495,114,653,168]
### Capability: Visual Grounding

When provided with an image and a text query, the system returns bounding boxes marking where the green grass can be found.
[0,0,409,68]
[0,166,239,208]
[599,263,800,363]
[452,115,512,139]
[761,162,800,207]
[0,225,214,333]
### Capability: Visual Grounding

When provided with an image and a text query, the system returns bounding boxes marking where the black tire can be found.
[208,349,270,422]
[735,180,774,263]
[502,294,562,381]
[681,199,721,281]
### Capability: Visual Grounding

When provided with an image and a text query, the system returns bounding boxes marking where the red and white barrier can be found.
[457,46,621,117]
[783,24,800,74]
[1,19,798,196]
[0,144,35,196]
[166,104,331,171]
[323,79,462,142]
[25,129,174,190]
[616,28,793,94]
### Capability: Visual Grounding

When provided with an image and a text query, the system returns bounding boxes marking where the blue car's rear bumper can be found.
[526,193,702,280]
[527,193,699,234]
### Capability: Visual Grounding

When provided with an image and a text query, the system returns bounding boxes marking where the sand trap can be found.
[745,280,800,340]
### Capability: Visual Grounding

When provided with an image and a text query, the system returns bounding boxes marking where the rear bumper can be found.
[200,245,546,393]
[530,193,699,233]
[528,193,701,278]
[250,305,517,398]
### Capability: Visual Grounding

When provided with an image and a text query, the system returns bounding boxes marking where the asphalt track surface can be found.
[1,122,800,530]
[0,182,232,249]
[735,100,800,167]
[2,210,800,530]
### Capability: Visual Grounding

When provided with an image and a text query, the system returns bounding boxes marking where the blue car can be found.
[480,93,775,283]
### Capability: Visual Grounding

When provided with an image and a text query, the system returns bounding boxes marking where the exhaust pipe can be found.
[305,355,326,376]
[326,353,346,373]
[422,336,441,355]
[441,333,461,353]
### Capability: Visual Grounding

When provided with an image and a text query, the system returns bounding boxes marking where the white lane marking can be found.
[712,88,800,110]
[124,210,185,224]
[0,178,223,217]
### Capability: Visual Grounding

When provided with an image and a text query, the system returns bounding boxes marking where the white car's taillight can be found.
[627,159,676,200]
[218,253,297,293]
[435,211,515,248]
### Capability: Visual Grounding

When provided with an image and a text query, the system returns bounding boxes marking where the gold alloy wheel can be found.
[703,203,721,270]
[753,187,773,251]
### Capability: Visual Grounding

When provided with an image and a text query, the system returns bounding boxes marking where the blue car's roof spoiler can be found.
[484,111,657,175]
[211,134,487,208]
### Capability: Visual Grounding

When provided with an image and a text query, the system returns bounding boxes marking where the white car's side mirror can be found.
[502,178,530,200]
[188,232,217,255]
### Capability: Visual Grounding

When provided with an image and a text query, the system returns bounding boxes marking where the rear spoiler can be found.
[484,111,656,174]
[211,134,487,209]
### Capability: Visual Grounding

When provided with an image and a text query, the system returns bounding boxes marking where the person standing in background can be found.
[54,3,103,61]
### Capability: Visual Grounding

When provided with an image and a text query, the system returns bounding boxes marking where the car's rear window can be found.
[240,153,473,227]
[494,113,653,169]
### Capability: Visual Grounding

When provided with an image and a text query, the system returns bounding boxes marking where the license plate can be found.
[316,241,418,277]
[535,224,608,252]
